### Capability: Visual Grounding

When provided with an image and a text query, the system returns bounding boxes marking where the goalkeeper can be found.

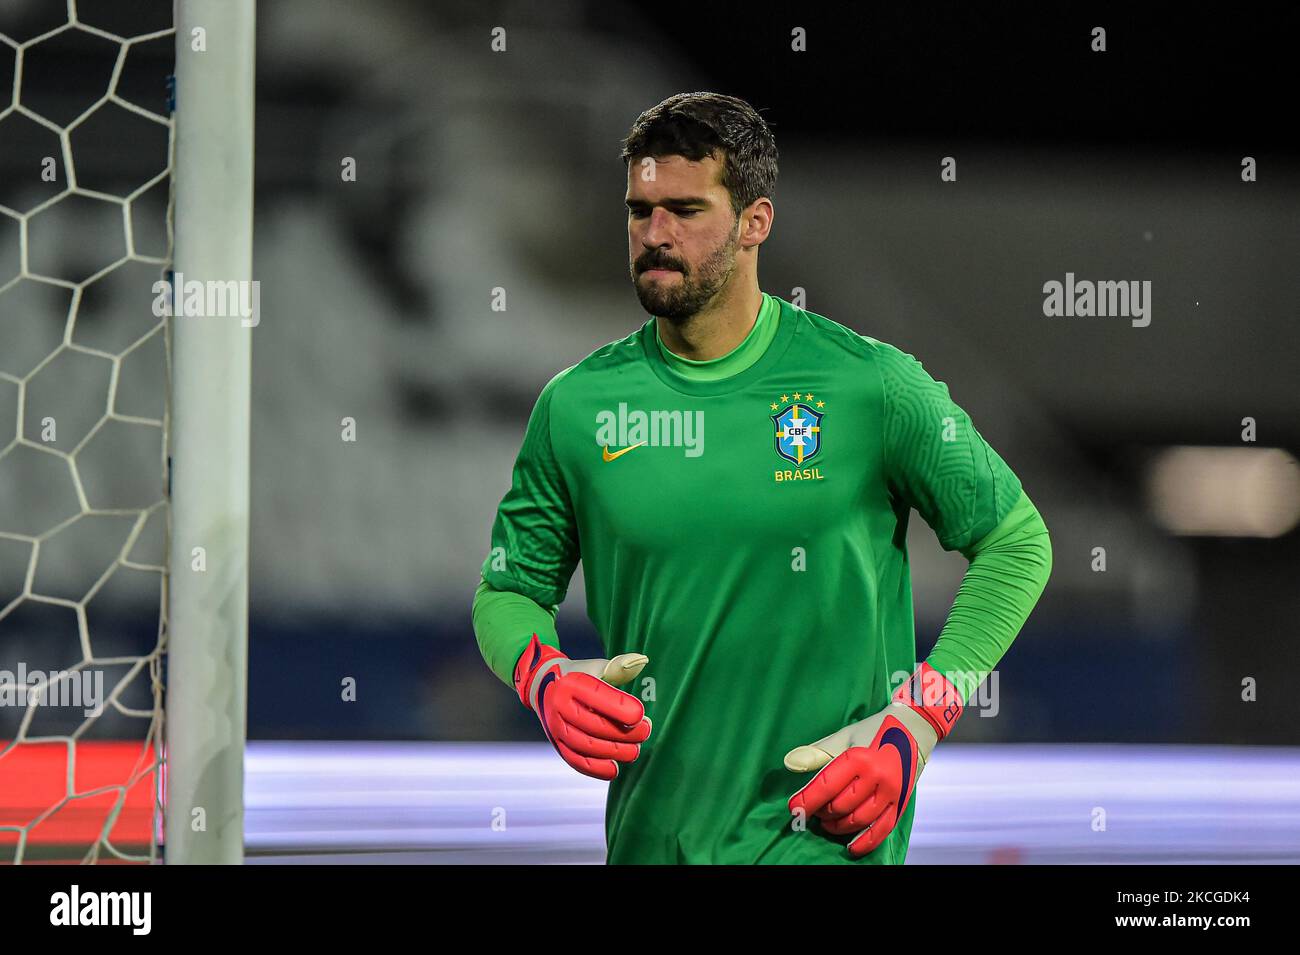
[472,92,1052,864]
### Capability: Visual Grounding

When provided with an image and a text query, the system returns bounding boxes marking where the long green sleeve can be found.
[926,490,1053,704]
[471,579,560,688]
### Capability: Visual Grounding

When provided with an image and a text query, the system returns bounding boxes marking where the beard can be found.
[630,227,740,323]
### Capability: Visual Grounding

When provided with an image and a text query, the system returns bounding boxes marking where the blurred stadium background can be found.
[1,0,1298,862]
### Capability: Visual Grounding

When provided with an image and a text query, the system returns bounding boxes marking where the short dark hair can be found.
[620,92,778,219]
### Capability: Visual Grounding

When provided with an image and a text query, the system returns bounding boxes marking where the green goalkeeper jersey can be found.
[480,292,1024,864]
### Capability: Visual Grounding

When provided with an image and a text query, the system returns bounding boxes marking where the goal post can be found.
[163,0,256,864]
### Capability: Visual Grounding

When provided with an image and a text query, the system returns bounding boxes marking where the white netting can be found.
[0,1,173,863]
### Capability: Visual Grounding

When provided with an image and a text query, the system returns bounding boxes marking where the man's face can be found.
[626,153,742,322]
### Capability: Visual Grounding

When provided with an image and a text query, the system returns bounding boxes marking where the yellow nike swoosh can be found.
[602,442,646,462]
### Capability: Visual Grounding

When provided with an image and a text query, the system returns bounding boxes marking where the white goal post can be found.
[164,0,256,864]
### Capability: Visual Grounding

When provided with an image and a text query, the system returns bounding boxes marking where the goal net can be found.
[0,0,253,864]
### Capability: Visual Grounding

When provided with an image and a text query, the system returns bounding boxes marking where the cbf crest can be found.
[769,392,825,468]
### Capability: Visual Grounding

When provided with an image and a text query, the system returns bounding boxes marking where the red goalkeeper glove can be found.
[785,662,963,857]
[512,633,652,781]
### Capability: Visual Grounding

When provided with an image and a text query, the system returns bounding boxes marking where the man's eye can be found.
[627,208,698,218]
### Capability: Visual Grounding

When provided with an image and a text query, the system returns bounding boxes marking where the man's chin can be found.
[644,303,694,324]
[636,292,682,320]
[633,275,700,320]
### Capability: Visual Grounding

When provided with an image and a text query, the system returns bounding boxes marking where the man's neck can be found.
[656,282,764,361]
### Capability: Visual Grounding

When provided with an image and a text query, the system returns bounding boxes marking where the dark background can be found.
[1,0,1297,748]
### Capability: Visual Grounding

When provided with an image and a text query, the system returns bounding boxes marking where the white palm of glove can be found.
[784,702,939,774]
[521,651,648,710]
